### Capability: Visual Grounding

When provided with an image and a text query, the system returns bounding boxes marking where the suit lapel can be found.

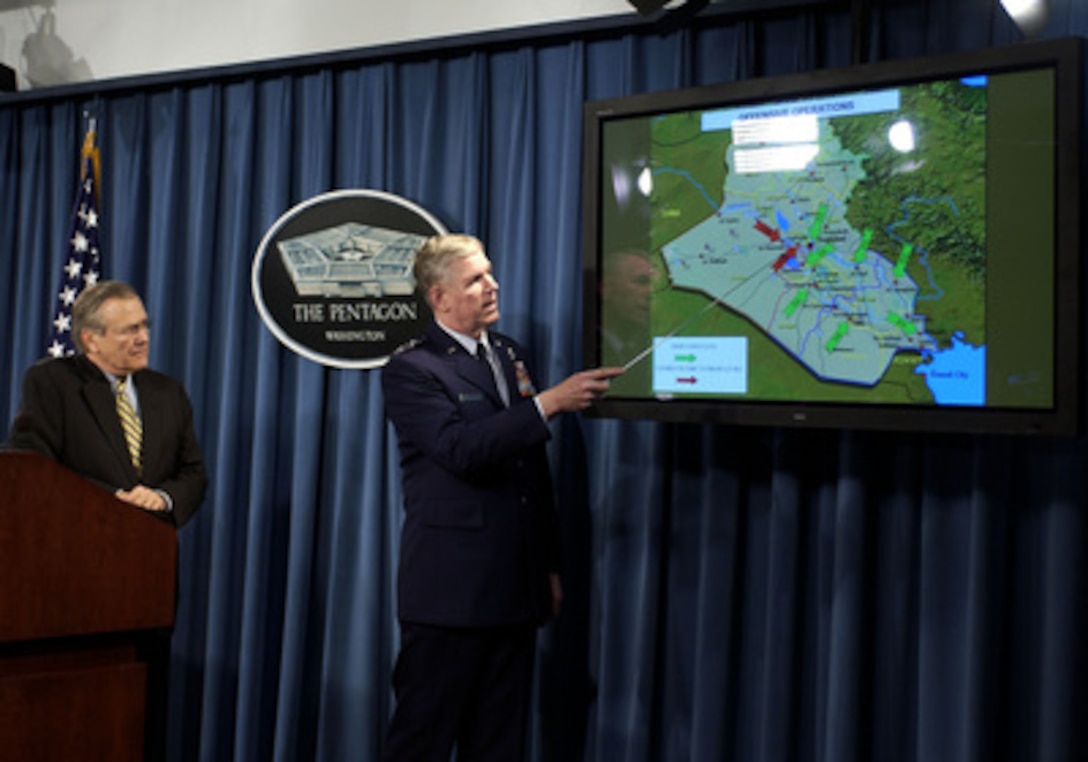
[133,372,159,480]
[77,356,141,483]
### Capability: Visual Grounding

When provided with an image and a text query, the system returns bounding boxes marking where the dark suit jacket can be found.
[8,354,207,528]
[381,322,561,628]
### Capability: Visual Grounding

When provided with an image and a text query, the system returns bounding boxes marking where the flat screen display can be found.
[582,38,1082,434]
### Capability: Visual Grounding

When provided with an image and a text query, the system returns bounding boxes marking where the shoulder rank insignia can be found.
[392,337,424,355]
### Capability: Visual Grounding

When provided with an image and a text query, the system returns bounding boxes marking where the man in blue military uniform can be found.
[380,233,622,761]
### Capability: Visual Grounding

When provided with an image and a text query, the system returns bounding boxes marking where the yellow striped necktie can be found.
[115,376,142,473]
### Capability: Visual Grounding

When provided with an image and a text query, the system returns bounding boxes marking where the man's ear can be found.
[79,328,96,354]
[428,284,445,314]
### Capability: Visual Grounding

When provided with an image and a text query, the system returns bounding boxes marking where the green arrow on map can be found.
[853,228,873,263]
[825,321,849,353]
[808,203,828,241]
[784,289,808,318]
[894,243,913,279]
[886,310,917,336]
[806,243,834,268]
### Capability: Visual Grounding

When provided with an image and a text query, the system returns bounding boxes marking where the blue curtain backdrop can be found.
[2,1,1087,760]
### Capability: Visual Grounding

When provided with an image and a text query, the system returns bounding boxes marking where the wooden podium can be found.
[0,451,177,761]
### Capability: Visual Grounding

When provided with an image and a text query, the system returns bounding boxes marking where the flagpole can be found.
[45,120,104,358]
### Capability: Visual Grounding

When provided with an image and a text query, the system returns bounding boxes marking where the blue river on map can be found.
[914,332,986,405]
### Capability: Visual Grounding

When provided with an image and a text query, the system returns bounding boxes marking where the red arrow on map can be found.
[754,219,781,242]
[772,246,798,272]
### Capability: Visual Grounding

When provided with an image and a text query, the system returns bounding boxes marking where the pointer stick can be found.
[622,339,659,372]
[621,291,729,372]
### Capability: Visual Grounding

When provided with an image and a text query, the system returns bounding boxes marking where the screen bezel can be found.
[581,38,1083,435]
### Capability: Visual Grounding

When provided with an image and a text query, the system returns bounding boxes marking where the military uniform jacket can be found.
[381,322,561,628]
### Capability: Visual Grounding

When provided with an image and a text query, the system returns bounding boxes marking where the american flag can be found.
[47,126,102,358]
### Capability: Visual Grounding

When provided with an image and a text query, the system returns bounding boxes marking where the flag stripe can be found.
[47,128,102,358]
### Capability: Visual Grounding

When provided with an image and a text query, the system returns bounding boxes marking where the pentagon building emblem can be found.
[278,223,417,298]
[252,189,446,369]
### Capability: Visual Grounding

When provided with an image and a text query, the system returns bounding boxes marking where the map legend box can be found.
[652,336,749,394]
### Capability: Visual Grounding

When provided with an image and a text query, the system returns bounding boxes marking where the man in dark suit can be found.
[8,279,207,527]
[380,234,622,761]
[7,279,207,762]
